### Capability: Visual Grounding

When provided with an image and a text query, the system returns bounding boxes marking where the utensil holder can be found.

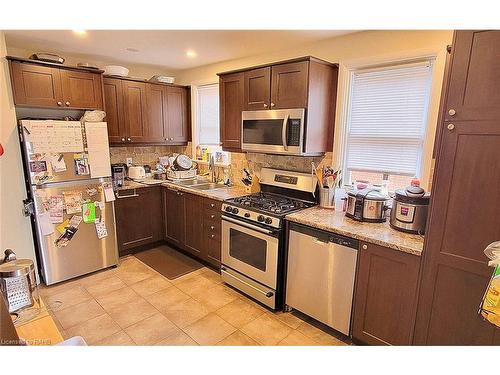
[319,187,335,208]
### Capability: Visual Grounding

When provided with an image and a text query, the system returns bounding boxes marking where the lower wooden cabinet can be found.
[114,187,163,255]
[184,193,204,257]
[352,242,421,346]
[164,187,186,246]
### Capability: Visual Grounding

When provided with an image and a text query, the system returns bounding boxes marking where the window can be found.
[343,61,433,191]
[196,83,220,145]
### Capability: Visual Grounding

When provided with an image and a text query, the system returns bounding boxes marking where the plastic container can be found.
[334,188,346,212]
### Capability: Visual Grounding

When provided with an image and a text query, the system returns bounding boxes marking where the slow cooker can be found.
[390,186,431,234]
[345,188,390,223]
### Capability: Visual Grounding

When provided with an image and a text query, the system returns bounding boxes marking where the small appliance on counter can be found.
[390,186,431,234]
[128,166,146,180]
[345,188,390,223]
[0,249,38,314]
[111,163,127,188]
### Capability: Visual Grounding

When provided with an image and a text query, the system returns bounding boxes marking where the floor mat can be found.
[134,244,203,280]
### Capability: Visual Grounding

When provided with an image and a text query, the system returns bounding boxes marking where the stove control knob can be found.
[244,212,251,218]
[257,215,265,222]
[225,206,232,212]
[232,207,239,214]
[265,217,273,224]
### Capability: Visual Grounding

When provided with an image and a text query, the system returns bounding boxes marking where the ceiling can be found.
[4,30,355,71]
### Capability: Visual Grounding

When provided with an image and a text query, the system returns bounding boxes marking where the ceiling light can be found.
[72,29,87,36]
[186,50,197,58]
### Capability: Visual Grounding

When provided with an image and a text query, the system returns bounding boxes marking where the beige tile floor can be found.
[39,255,351,346]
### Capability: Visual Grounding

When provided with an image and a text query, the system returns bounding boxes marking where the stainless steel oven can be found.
[241,109,307,155]
[221,215,280,308]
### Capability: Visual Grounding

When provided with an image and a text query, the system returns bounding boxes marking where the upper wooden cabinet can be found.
[244,67,271,110]
[8,58,104,110]
[103,77,190,146]
[352,242,421,346]
[219,56,338,153]
[219,72,244,151]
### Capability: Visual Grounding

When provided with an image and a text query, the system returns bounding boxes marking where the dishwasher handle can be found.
[289,222,359,250]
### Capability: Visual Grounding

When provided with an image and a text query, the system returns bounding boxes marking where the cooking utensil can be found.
[173,154,192,171]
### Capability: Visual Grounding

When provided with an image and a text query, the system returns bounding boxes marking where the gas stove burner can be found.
[227,192,309,215]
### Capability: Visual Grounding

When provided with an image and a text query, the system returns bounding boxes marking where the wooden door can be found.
[184,193,204,257]
[9,61,63,107]
[219,72,244,151]
[145,83,167,143]
[165,86,189,143]
[114,188,162,255]
[244,67,271,110]
[60,70,103,109]
[122,80,147,143]
[352,242,420,346]
[165,188,186,246]
[444,31,500,122]
[271,61,309,109]
[103,78,126,144]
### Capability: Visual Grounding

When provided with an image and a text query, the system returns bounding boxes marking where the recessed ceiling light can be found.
[72,29,87,36]
[186,50,197,58]
[126,48,139,52]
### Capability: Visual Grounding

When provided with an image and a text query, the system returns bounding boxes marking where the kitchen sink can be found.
[189,182,226,191]
[174,178,211,186]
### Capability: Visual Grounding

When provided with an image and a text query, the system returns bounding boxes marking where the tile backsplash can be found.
[110,144,192,167]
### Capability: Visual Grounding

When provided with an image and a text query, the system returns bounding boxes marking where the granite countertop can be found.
[286,207,424,256]
[116,179,247,202]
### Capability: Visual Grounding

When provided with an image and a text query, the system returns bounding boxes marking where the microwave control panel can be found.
[287,119,301,146]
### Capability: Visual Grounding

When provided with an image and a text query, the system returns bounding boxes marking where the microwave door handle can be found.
[282,114,289,151]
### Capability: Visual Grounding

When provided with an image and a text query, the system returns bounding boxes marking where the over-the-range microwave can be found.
[241,109,322,156]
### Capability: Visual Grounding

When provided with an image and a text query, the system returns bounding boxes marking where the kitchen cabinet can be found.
[244,67,271,110]
[414,30,500,345]
[218,56,337,154]
[219,72,244,151]
[103,77,190,146]
[352,242,420,346]
[164,187,186,246]
[184,193,204,257]
[114,187,163,256]
[8,58,104,110]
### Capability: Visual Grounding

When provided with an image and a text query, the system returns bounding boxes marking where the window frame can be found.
[190,81,221,155]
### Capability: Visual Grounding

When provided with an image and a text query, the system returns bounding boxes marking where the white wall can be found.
[176,30,454,188]
[0,31,36,264]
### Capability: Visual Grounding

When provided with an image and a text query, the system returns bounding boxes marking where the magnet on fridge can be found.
[29,160,47,173]
[56,219,70,234]
[95,219,108,239]
[82,202,96,223]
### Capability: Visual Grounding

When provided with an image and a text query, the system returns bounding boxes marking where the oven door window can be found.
[242,119,284,146]
[229,228,267,271]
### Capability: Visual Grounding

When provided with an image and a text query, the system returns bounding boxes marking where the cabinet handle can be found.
[447,123,455,131]
[270,102,275,107]
[362,244,368,250]
[448,109,456,116]
[210,214,215,219]
[170,137,173,140]
[127,137,132,142]
[121,138,125,142]
[210,234,215,238]
[65,101,70,106]
[263,103,268,108]
[210,203,215,208]
[210,226,215,230]
[57,101,63,106]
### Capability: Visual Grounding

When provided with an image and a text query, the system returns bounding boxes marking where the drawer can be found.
[204,226,221,242]
[203,198,222,212]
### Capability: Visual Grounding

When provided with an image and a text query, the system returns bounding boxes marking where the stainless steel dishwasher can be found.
[286,223,359,336]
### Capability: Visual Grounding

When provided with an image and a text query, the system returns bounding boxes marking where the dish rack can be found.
[167,169,197,180]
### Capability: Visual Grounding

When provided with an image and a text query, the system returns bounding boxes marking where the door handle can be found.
[282,114,289,151]
[221,267,274,298]
[222,215,274,235]
[115,190,139,199]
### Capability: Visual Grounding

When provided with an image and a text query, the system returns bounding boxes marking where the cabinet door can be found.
[352,242,420,346]
[165,188,186,245]
[244,67,271,110]
[165,86,189,143]
[184,193,204,257]
[114,188,162,255]
[103,78,126,144]
[122,80,147,143]
[145,83,167,143]
[9,61,63,107]
[444,30,500,122]
[271,61,309,109]
[219,72,244,151]
[60,70,103,109]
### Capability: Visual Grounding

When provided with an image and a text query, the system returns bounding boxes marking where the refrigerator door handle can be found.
[22,199,35,217]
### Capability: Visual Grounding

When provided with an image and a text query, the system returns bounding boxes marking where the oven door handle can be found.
[221,215,275,235]
[221,267,274,298]
[282,114,289,151]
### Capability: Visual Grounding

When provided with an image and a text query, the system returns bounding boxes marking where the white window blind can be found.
[197,84,220,145]
[344,62,433,177]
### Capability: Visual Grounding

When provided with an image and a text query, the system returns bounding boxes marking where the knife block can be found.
[245,175,260,193]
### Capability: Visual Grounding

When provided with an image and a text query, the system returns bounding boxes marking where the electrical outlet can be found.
[126,158,133,167]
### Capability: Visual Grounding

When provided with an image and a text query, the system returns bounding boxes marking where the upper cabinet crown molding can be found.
[8,57,104,110]
[218,56,338,153]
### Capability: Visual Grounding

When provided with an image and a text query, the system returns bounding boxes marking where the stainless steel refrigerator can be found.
[18,119,118,285]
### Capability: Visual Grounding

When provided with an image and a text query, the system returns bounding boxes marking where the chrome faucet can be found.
[209,154,216,182]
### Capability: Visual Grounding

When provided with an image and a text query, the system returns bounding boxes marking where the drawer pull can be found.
[210,203,215,208]
[210,234,215,239]
[210,214,215,219]
[362,244,368,250]
[210,226,215,230]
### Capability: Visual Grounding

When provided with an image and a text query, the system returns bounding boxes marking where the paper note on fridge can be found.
[38,212,54,236]
[23,120,84,153]
[48,195,64,223]
[84,122,111,178]
[63,191,83,214]
[102,182,115,202]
